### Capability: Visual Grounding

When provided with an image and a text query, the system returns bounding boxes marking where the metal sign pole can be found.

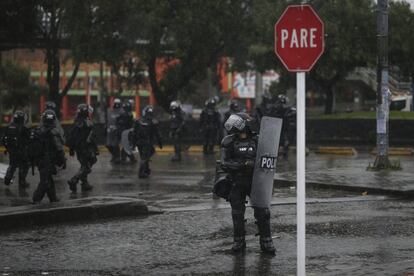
[296,71,306,276]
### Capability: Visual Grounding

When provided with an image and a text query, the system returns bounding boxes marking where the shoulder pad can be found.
[221,134,236,147]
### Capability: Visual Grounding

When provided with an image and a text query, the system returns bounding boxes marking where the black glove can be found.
[244,160,255,168]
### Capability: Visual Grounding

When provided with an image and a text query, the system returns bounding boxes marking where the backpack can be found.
[27,128,44,164]
[2,125,20,150]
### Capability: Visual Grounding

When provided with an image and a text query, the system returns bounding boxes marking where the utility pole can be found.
[373,0,391,169]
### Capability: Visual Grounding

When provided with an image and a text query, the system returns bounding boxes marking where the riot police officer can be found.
[66,104,98,192]
[254,92,276,126]
[223,99,241,136]
[169,101,186,162]
[130,105,162,178]
[199,98,221,154]
[31,110,66,203]
[221,113,276,255]
[118,100,136,163]
[42,101,65,144]
[1,110,29,188]
[106,98,122,163]
[273,94,296,157]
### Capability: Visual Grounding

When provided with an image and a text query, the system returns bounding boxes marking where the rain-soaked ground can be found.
[0,151,413,275]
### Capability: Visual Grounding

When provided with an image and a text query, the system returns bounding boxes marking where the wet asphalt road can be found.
[0,152,413,275]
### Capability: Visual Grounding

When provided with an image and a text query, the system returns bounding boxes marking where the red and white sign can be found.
[274,5,324,72]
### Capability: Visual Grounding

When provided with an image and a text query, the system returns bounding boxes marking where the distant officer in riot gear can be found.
[169,101,186,162]
[199,97,221,154]
[31,110,66,203]
[130,105,162,178]
[42,101,65,144]
[66,104,98,192]
[254,92,277,126]
[106,98,122,163]
[273,94,296,157]
[1,110,30,188]
[221,113,276,255]
[118,100,136,163]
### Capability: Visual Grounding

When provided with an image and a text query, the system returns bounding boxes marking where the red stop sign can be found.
[275,5,324,72]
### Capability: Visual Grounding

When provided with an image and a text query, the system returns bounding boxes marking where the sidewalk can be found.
[274,152,414,197]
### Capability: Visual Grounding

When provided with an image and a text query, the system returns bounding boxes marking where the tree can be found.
[0,61,37,110]
[307,0,376,114]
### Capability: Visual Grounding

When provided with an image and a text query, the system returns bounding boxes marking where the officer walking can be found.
[117,100,136,164]
[66,104,98,192]
[169,101,186,162]
[106,98,122,163]
[199,98,221,154]
[31,110,66,203]
[221,113,276,255]
[130,105,162,178]
[1,110,30,188]
[43,101,65,144]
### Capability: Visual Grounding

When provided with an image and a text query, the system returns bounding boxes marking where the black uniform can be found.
[31,111,66,203]
[67,106,97,192]
[2,112,29,188]
[199,106,221,154]
[117,102,136,163]
[106,99,122,163]
[131,111,162,178]
[220,113,276,255]
[169,103,185,162]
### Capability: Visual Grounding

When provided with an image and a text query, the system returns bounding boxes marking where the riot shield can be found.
[250,116,282,208]
[121,129,134,155]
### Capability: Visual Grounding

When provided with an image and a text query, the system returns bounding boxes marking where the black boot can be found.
[231,210,246,253]
[254,207,276,255]
[67,178,78,192]
[4,177,12,186]
[81,181,93,191]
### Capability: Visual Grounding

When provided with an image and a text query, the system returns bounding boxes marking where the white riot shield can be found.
[121,129,133,155]
[250,116,282,208]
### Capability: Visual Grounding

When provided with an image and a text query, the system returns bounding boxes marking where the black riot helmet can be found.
[169,100,181,112]
[142,105,154,119]
[113,98,122,109]
[224,112,252,134]
[42,110,56,127]
[77,103,89,118]
[262,92,273,105]
[12,110,25,125]
[229,99,240,112]
[205,98,216,109]
[122,100,132,112]
[45,101,57,112]
[277,94,288,105]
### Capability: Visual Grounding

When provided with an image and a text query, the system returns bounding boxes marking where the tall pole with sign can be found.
[373,0,391,169]
[275,5,324,276]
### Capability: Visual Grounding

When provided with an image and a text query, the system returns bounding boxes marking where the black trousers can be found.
[33,163,58,202]
[229,174,272,239]
[5,152,28,186]
[202,128,218,153]
[138,144,155,177]
[70,149,95,184]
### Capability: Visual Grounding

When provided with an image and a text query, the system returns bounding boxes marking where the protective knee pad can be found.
[254,207,270,221]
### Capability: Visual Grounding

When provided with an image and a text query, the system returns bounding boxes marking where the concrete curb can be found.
[274,178,414,198]
[315,146,357,155]
[370,147,413,156]
[0,196,162,230]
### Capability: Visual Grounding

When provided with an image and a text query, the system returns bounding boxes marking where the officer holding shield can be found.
[221,113,276,255]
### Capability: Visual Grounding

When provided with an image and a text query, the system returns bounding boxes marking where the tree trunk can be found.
[147,56,173,111]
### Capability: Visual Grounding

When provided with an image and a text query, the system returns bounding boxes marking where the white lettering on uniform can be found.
[281,29,289,48]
